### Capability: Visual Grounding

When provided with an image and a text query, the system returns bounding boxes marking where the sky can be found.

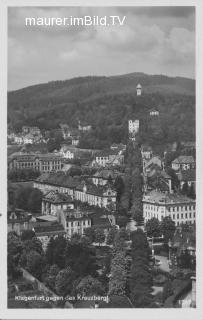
[8,6,195,91]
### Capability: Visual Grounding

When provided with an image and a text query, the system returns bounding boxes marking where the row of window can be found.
[145,211,196,220]
[67,220,91,227]
[145,204,195,211]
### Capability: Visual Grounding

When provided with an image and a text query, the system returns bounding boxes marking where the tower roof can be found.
[136,83,142,89]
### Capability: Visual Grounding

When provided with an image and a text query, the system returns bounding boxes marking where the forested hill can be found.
[8,72,195,148]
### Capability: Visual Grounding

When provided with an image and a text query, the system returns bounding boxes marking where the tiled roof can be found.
[34,223,65,234]
[143,190,195,204]
[35,172,81,189]
[76,181,116,197]
[173,156,195,164]
[93,169,118,180]
[96,149,118,157]
[43,190,73,203]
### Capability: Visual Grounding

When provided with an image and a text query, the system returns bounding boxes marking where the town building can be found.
[110,143,126,151]
[143,190,196,226]
[33,220,66,250]
[136,83,142,96]
[128,120,139,140]
[59,146,74,159]
[41,190,74,216]
[172,156,195,171]
[78,121,92,132]
[92,169,119,186]
[176,169,196,191]
[60,209,92,238]
[95,149,124,167]
[71,136,80,146]
[8,152,63,172]
[7,209,33,235]
[143,155,164,173]
[33,173,80,197]
[141,145,153,160]
[149,109,159,117]
[75,181,117,209]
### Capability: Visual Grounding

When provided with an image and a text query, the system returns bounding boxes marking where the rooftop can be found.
[43,190,73,203]
[172,155,195,164]
[36,215,58,222]
[143,190,195,205]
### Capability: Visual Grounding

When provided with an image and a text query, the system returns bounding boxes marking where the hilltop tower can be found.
[136,83,142,96]
[128,120,139,141]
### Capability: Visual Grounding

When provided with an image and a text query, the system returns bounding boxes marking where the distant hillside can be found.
[7,72,195,149]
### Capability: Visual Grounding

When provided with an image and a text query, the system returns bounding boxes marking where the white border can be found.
[1,0,203,319]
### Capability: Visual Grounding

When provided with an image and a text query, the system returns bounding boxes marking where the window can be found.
[181,214,183,218]
[177,214,179,219]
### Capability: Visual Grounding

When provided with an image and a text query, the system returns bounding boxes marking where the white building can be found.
[172,156,195,171]
[136,83,142,96]
[149,109,159,117]
[75,182,117,209]
[128,120,139,140]
[143,190,196,226]
[60,209,91,238]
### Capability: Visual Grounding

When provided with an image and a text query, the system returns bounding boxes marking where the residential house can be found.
[172,156,195,171]
[7,209,32,235]
[41,190,74,216]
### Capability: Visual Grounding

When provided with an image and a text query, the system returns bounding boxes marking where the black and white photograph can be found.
[2,2,201,318]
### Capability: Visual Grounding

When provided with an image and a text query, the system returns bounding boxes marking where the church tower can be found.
[136,83,142,96]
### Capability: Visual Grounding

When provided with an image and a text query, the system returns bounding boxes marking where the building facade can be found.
[8,152,63,172]
[143,190,196,226]
[41,190,74,216]
[172,156,195,171]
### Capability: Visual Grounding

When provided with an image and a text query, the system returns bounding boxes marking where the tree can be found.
[145,218,161,238]
[65,242,98,277]
[45,237,55,265]
[8,232,24,279]
[84,227,95,243]
[161,216,176,244]
[23,237,43,255]
[26,250,45,280]
[75,276,105,296]
[162,280,173,302]
[94,228,105,246]
[182,182,189,195]
[108,250,128,296]
[114,176,125,203]
[27,188,43,213]
[130,230,153,307]
[44,264,60,291]
[55,267,74,296]
[21,230,35,241]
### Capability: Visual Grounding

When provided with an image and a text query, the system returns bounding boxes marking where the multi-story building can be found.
[128,120,139,140]
[95,150,124,167]
[92,169,118,186]
[149,109,159,117]
[172,156,195,171]
[7,209,32,235]
[33,173,80,197]
[41,190,74,216]
[60,209,91,238]
[78,121,92,132]
[177,169,196,191]
[34,173,117,209]
[75,182,117,209]
[143,190,196,226]
[8,152,63,172]
[33,221,66,250]
[141,145,153,160]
